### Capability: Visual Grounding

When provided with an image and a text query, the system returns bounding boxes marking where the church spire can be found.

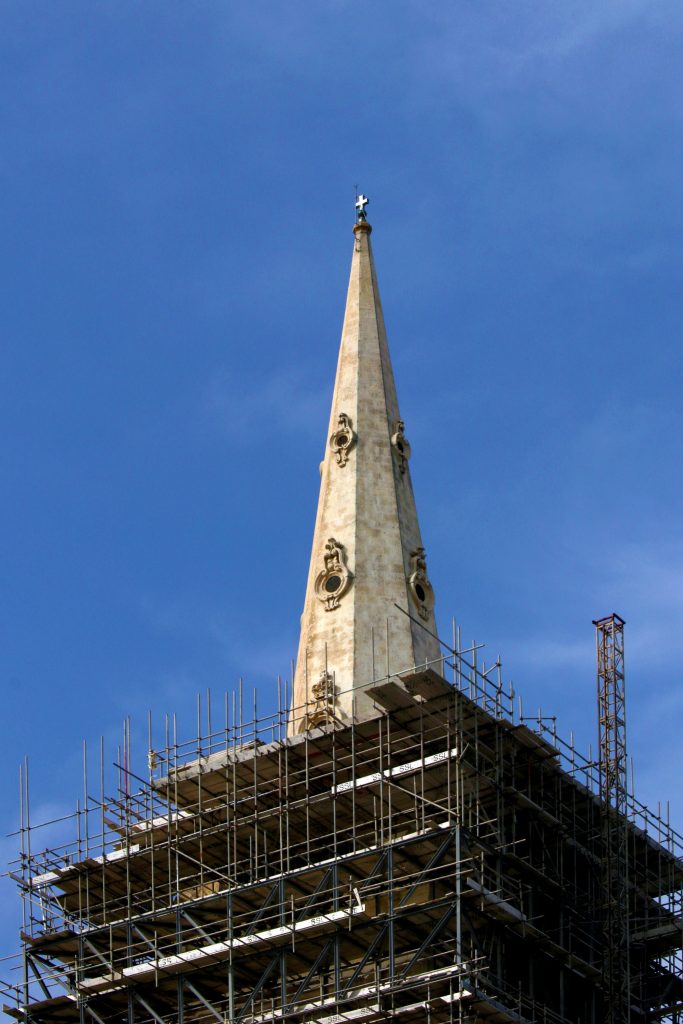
[290,206,440,733]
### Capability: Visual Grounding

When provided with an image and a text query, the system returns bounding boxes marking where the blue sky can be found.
[2,0,683,977]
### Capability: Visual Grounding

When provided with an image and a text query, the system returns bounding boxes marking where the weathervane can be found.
[355,192,369,223]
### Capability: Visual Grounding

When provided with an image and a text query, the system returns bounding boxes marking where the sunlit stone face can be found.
[290,223,440,735]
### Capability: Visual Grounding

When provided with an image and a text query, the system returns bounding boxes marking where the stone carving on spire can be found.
[330,412,356,467]
[314,538,352,611]
[407,547,435,621]
[299,670,339,733]
[390,420,411,474]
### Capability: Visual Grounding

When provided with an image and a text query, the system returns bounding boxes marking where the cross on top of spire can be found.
[355,193,369,222]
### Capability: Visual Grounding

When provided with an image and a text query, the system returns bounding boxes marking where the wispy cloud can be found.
[135,591,297,687]
[504,539,683,677]
[507,635,591,672]
[600,541,683,666]
[204,366,328,444]
[417,0,683,81]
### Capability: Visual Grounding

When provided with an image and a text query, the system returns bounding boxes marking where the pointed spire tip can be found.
[354,192,371,233]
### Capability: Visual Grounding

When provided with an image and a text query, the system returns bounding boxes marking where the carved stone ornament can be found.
[390,420,411,474]
[315,538,352,611]
[329,412,356,467]
[407,547,435,621]
[311,669,334,702]
[299,670,339,733]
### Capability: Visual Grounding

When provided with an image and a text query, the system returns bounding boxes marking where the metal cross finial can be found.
[355,193,369,222]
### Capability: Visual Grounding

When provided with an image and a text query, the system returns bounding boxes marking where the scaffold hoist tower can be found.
[595,613,630,1024]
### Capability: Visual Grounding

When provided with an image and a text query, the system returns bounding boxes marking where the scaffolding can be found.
[2,619,682,1023]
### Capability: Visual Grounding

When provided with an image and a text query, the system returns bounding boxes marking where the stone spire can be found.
[290,212,441,734]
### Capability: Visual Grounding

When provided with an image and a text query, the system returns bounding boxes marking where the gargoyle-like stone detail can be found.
[315,538,352,611]
[298,670,342,733]
[298,670,339,733]
[407,547,435,621]
[311,669,334,702]
[329,412,356,467]
[390,420,411,474]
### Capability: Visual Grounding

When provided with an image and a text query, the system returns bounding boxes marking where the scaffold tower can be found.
[595,613,630,1024]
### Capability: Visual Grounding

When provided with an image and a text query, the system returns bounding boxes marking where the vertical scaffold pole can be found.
[593,613,630,1024]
